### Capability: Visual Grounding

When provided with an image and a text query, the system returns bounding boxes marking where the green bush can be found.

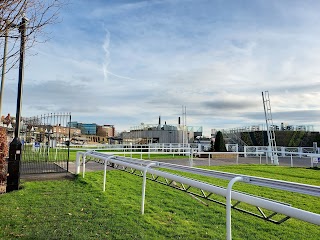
[0,127,8,192]
[241,132,254,145]
[214,131,227,152]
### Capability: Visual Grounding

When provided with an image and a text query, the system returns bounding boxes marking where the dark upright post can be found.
[67,113,71,172]
[6,17,27,192]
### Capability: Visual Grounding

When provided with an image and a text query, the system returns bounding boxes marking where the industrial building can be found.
[122,117,202,144]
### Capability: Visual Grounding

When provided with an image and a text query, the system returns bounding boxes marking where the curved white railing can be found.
[76,151,320,240]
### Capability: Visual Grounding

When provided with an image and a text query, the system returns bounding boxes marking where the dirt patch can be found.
[197,153,237,158]
[211,154,237,159]
[0,184,6,194]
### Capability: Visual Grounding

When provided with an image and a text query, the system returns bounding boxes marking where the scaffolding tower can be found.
[262,91,279,165]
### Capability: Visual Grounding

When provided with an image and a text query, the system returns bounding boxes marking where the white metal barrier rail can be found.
[85,150,192,161]
[70,147,193,156]
[69,143,191,150]
[76,151,320,227]
[244,146,317,158]
[87,151,320,197]
[255,150,320,167]
[75,149,256,165]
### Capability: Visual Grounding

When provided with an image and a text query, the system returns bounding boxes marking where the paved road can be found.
[20,155,316,182]
[156,156,315,167]
[68,155,316,174]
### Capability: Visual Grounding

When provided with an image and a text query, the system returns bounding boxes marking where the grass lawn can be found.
[21,147,189,163]
[0,165,319,239]
[68,149,188,161]
[22,145,70,162]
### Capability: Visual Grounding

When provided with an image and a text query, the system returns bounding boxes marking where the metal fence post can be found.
[103,160,107,192]
[141,162,157,214]
[130,142,132,158]
[259,153,262,164]
[244,146,247,158]
[226,176,244,240]
[102,156,114,192]
[265,151,268,164]
[281,147,285,157]
[75,152,82,174]
[299,147,302,158]
[82,155,86,178]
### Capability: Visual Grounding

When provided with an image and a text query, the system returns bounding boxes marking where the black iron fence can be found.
[20,113,71,174]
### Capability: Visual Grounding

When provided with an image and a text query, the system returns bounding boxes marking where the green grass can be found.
[202,165,320,185]
[22,145,69,162]
[161,165,320,215]
[0,166,319,239]
[21,147,188,163]
[68,149,188,161]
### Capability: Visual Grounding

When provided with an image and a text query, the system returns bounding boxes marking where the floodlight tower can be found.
[262,91,279,165]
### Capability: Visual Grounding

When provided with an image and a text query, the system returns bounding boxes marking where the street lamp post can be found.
[6,16,28,192]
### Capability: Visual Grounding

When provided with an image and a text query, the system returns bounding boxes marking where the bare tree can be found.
[0,0,66,72]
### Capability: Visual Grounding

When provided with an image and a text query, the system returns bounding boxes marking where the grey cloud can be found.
[203,100,260,111]
[17,78,160,115]
[274,110,320,122]
[266,82,320,95]
[247,110,320,123]
[8,80,105,114]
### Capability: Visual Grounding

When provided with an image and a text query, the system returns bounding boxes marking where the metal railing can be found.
[76,151,320,240]
[244,146,318,157]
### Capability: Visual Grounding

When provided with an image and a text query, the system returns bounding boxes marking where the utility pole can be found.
[0,21,9,118]
[7,16,28,192]
[0,21,17,119]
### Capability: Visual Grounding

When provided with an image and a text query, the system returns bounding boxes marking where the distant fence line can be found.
[62,142,318,157]
[243,146,318,158]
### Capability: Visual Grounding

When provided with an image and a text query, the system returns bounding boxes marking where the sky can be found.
[3,0,320,136]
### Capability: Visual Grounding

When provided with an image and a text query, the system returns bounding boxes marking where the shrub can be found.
[214,131,227,152]
[0,127,8,193]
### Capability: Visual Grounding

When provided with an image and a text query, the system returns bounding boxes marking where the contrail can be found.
[104,70,137,81]
[102,29,110,81]
[102,29,136,82]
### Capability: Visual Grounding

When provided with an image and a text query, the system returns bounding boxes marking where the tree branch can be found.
[0,0,67,71]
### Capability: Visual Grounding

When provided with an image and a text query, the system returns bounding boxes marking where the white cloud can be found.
[3,0,320,136]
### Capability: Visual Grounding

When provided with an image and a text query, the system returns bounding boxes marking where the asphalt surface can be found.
[19,155,317,182]
[138,156,315,168]
[69,155,316,173]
